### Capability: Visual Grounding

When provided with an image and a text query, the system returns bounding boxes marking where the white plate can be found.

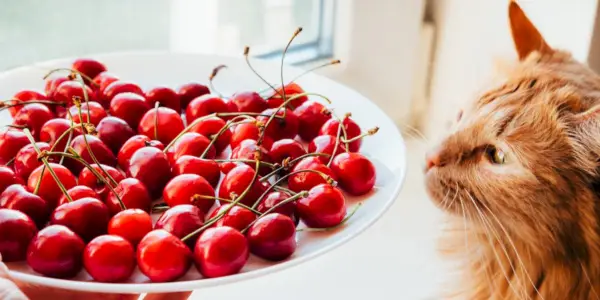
[0,52,407,294]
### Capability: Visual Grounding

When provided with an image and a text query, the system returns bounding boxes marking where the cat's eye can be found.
[486,147,505,164]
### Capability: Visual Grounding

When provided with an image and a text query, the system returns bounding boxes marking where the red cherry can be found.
[109,92,151,129]
[230,121,273,151]
[193,226,249,278]
[155,204,205,248]
[83,234,135,282]
[13,103,55,140]
[294,101,331,141]
[0,208,37,262]
[53,81,96,112]
[26,224,85,278]
[67,101,107,126]
[137,229,192,282]
[297,184,346,228]
[230,91,267,113]
[45,78,69,101]
[58,185,100,207]
[208,204,256,232]
[16,142,49,180]
[40,118,81,152]
[225,99,238,116]
[101,81,144,108]
[145,86,181,113]
[0,129,30,165]
[256,108,299,141]
[269,139,306,167]
[166,132,216,163]
[9,90,48,117]
[96,116,135,154]
[105,178,152,216]
[331,152,376,196]
[185,95,229,123]
[66,134,116,175]
[308,135,347,164]
[0,166,24,194]
[117,135,164,171]
[163,174,215,214]
[138,107,185,145]
[266,83,307,109]
[0,184,49,229]
[27,163,76,208]
[172,155,221,187]
[219,161,238,175]
[78,164,125,198]
[72,58,107,82]
[108,209,153,246]
[50,197,110,241]
[128,147,172,198]
[230,139,273,176]
[320,116,362,152]
[218,164,269,207]
[177,82,210,109]
[190,116,231,154]
[92,71,119,96]
[256,191,298,226]
[287,157,337,193]
[247,213,296,261]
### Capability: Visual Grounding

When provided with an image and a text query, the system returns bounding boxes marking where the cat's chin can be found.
[425,169,462,215]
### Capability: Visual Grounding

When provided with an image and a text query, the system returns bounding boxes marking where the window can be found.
[0,0,334,71]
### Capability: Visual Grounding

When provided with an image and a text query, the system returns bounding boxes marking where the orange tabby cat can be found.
[425,1,600,299]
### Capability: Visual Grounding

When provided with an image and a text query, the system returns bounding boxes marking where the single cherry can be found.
[8,90,49,117]
[155,204,205,248]
[72,58,107,82]
[117,135,164,171]
[53,81,96,113]
[27,163,77,208]
[66,134,116,175]
[269,139,307,167]
[58,185,100,207]
[230,91,268,113]
[177,82,210,109]
[39,118,81,152]
[26,224,85,278]
[138,106,185,145]
[230,139,273,176]
[109,92,150,129]
[218,164,268,207]
[193,226,249,278]
[0,129,31,165]
[294,100,331,141]
[255,108,299,141]
[287,157,337,193]
[247,213,296,261]
[230,121,273,151]
[0,208,37,262]
[83,234,135,282]
[163,174,215,214]
[96,116,135,154]
[208,204,256,232]
[127,147,172,198]
[92,71,119,97]
[0,184,49,229]
[297,184,346,228]
[14,142,51,180]
[137,229,192,282]
[108,208,153,246]
[13,103,55,140]
[0,166,25,194]
[331,152,376,196]
[145,86,180,112]
[266,83,308,109]
[185,95,229,123]
[190,116,231,154]
[105,178,152,216]
[256,191,299,226]
[101,81,144,108]
[50,197,110,241]
[320,116,362,152]
[166,132,216,163]
[45,78,69,101]
[78,164,125,198]
[308,135,347,164]
[67,101,107,126]
[172,155,221,187]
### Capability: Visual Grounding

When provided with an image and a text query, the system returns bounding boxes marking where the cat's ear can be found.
[509,1,553,60]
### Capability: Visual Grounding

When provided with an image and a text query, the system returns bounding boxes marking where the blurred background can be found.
[3,0,600,298]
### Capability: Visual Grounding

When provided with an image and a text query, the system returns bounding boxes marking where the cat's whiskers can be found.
[579,260,600,300]
[398,123,429,143]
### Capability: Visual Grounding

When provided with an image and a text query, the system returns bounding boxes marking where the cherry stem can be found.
[251,169,335,209]
[59,111,76,165]
[258,59,341,97]
[241,191,308,234]
[42,68,99,88]
[153,102,160,140]
[259,152,331,182]
[208,65,228,98]
[199,116,254,159]
[191,194,261,214]
[331,111,351,152]
[71,74,92,124]
[5,157,15,166]
[273,185,295,195]
[212,159,277,169]
[22,129,74,203]
[297,202,362,232]
[279,27,303,115]
[244,46,281,98]
[341,127,379,143]
[0,100,65,111]
[327,118,345,167]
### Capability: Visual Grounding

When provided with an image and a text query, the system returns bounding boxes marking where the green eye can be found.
[487,147,506,164]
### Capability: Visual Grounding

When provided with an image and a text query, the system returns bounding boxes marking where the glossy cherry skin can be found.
[269,139,307,168]
[109,92,150,129]
[83,234,135,282]
[0,129,29,165]
[138,107,185,145]
[92,71,119,96]
[163,174,215,214]
[256,108,299,141]
[208,204,256,232]
[0,184,49,229]
[50,197,110,242]
[108,209,153,246]
[58,185,100,207]
[287,157,337,193]
[320,116,362,152]
[27,163,77,209]
[308,135,347,164]
[66,134,116,175]
[128,147,172,199]
[177,82,210,109]
[53,81,96,112]
[266,83,308,109]
[78,164,125,198]
[27,224,85,278]
[117,135,164,171]
[137,229,192,282]
[230,121,273,151]
[247,213,296,261]
[145,86,180,113]
[14,142,50,180]
[331,152,376,196]
[0,209,37,262]
[9,90,48,117]
[172,155,221,187]
[185,95,229,123]
[155,204,205,249]
[96,116,135,154]
[105,178,152,216]
[67,101,107,126]
[166,132,215,163]
[256,191,299,226]
[294,100,331,141]
[101,81,144,108]
[230,91,268,113]
[0,166,25,194]
[297,184,346,228]
[218,164,269,207]
[39,118,81,152]
[190,116,231,154]
[230,139,273,176]
[45,78,69,101]
[13,103,55,140]
[72,58,107,83]
[194,226,249,278]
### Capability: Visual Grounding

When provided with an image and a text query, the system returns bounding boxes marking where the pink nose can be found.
[425,149,442,172]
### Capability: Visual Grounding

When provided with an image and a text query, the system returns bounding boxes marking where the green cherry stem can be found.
[259,152,331,182]
[257,59,341,97]
[296,202,362,232]
[241,191,308,234]
[244,46,281,98]
[327,117,345,167]
[212,159,277,169]
[208,64,228,98]
[72,75,92,124]
[0,100,66,111]
[191,194,261,214]
[42,68,99,88]
[279,27,303,116]
[273,185,295,195]
[341,127,379,144]
[153,101,160,140]
[199,116,254,159]
[59,110,77,165]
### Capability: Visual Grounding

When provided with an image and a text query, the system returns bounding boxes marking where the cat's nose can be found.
[425,148,443,172]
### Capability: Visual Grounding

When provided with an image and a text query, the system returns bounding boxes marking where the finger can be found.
[143,291,193,300]
[0,257,28,300]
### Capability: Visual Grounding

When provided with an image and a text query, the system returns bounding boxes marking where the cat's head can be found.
[425,1,600,247]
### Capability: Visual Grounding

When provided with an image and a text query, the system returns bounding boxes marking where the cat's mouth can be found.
[425,170,462,214]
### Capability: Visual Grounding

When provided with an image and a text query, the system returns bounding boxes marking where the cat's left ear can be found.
[509,1,553,60]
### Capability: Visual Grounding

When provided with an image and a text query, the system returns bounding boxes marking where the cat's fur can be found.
[425,2,600,299]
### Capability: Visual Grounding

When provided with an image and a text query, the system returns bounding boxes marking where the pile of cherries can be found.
[0,34,378,283]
